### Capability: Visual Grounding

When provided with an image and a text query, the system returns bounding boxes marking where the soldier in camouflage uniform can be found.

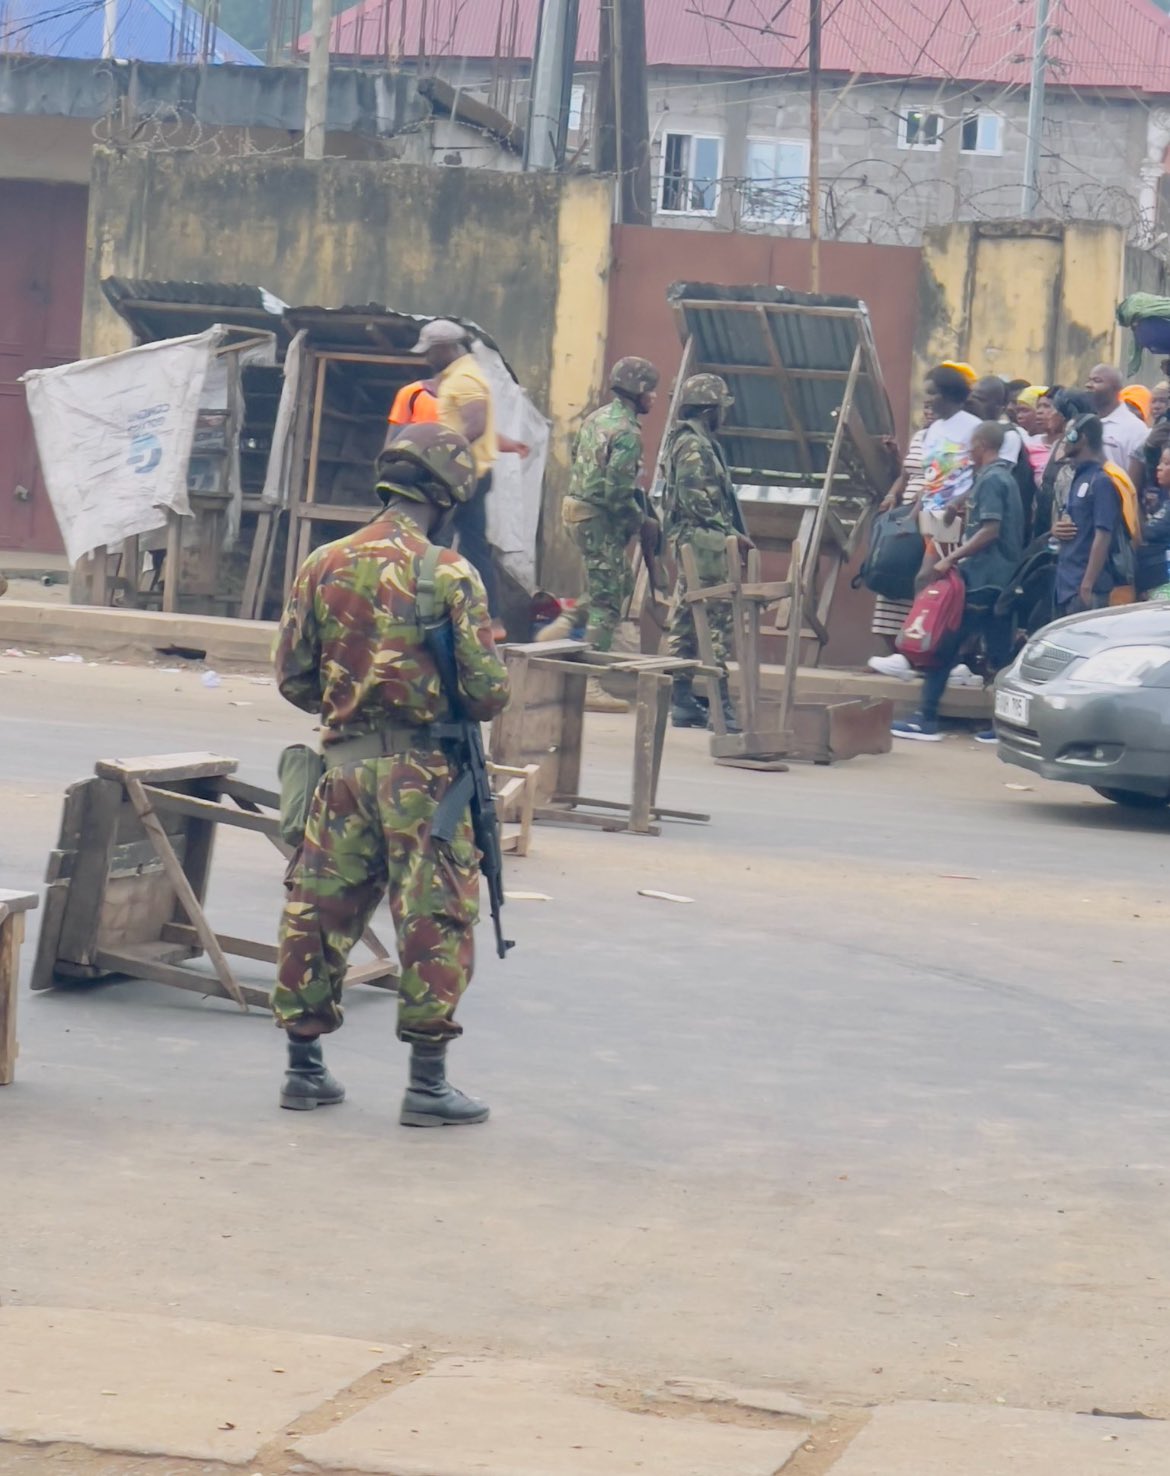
[273,422,510,1128]
[542,357,660,711]
[664,373,748,731]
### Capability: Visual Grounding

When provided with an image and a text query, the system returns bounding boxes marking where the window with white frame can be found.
[659,132,723,215]
[898,109,943,150]
[960,111,1003,155]
[568,84,586,133]
[742,137,811,223]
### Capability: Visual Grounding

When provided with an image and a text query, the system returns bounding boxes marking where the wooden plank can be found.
[0,909,25,1084]
[94,948,271,1011]
[162,923,276,964]
[679,543,724,733]
[724,536,750,734]
[629,670,663,834]
[286,353,328,593]
[341,958,400,988]
[220,776,281,809]
[553,795,709,822]
[0,890,38,916]
[535,804,660,837]
[295,504,379,523]
[123,778,248,1012]
[56,777,124,967]
[240,507,272,620]
[141,785,274,835]
[556,668,586,800]
[778,539,804,739]
[29,880,70,992]
[162,515,182,614]
[740,545,761,736]
[95,754,238,783]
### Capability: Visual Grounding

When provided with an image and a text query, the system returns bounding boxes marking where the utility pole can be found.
[808,0,821,290]
[101,0,117,58]
[1021,0,1050,216]
[303,0,331,160]
[525,0,580,170]
[596,0,652,224]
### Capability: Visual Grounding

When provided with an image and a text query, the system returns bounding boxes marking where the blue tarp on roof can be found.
[0,0,259,64]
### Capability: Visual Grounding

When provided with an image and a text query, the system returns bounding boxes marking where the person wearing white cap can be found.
[406,319,528,633]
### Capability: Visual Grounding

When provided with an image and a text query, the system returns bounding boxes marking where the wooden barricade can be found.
[31,753,397,1012]
[680,538,804,770]
[490,642,710,836]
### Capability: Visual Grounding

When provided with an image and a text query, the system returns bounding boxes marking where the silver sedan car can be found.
[994,604,1170,807]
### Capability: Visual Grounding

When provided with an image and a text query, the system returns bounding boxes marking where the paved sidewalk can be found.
[3,1308,1170,1475]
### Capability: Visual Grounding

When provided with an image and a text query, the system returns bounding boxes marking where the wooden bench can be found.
[0,890,38,1085]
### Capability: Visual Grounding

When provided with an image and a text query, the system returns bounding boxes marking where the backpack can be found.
[896,569,966,669]
[856,505,925,601]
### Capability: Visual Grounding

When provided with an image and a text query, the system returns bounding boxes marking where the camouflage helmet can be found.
[680,373,734,410]
[609,356,660,398]
[376,423,477,509]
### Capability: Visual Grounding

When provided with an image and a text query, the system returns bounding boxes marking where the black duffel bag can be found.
[855,505,925,602]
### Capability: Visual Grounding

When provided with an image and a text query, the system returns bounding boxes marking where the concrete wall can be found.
[83,150,612,577]
[913,219,1137,396]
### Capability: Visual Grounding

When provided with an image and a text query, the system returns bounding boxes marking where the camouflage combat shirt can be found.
[567,397,644,525]
[662,417,740,545]
[275,510,510,739]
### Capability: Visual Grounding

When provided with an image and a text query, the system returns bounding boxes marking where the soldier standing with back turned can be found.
[664,374,748,732]
[549,355,660,711]
[272,423,510,1127]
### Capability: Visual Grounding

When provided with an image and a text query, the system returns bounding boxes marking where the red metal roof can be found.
[311,0,1170,93]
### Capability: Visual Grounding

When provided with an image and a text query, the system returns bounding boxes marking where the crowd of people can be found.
[867,359,1168,742]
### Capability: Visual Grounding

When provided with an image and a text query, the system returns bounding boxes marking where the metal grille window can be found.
[742,138,810,224]
[899,110,943,150]
[660,132,723,215]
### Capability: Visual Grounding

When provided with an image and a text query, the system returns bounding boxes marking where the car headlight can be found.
[1068,645,1170,687]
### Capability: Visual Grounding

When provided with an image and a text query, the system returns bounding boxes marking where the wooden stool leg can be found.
[630,670,661,834]
[0,912,25,1086]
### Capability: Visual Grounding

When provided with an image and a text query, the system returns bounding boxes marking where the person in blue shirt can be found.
[893,420,1024,743]
[1052,414,1122,617]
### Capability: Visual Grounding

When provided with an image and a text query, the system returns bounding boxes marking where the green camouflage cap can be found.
[609,356,660,397]
[680,373,734,409]
[376,423,477,509]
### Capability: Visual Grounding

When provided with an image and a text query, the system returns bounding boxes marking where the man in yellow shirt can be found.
[408,319,528,631]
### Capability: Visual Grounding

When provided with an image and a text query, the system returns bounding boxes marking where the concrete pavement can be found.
[2,653,1170,1468]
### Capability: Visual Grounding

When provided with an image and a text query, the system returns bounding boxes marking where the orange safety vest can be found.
[388,381,439,427]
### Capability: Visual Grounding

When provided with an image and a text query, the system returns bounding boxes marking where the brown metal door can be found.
[0,181,88,554]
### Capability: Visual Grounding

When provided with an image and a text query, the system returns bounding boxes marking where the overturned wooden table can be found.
[490,642,710,836]
[31,752,397,1012]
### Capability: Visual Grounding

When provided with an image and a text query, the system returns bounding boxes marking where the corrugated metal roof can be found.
[280,304,518,380]
[102,278,288,341]
[667,281,894,504]
[313,0,1170,93]
[0,0,259,64]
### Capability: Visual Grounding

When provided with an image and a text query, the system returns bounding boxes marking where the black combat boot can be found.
[670,674,708,729]
[400,1040,490,1128]
[279,1037,346,1111]
[711,678,742,735]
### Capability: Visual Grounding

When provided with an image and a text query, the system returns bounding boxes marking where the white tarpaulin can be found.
[473,342,549,591]
[22,329,222,565]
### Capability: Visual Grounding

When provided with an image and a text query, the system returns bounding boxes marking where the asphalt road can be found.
[3,653,1170,1418]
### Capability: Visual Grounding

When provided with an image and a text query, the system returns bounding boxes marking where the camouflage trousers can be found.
[273,753,479,1043]
[667,539,734,673]
[568,514,637,653]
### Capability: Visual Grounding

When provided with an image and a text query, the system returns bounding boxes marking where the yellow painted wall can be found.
[83,149,614,586]
[914,220,1132,398]
[542,177,614,587]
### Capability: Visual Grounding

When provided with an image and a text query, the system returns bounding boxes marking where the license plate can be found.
[994,689,1030,726]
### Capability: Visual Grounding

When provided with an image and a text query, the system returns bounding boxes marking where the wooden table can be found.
[490,642,710,836]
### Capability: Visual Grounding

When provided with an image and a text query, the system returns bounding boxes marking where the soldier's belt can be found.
[322,724,463,768]
[561,496,599,525]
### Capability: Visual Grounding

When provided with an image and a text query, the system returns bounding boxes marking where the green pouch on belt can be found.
[277,743,324,848]
[687,526,733,583]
